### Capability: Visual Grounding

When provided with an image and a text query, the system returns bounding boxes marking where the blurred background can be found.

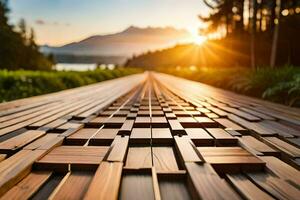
[0,0,300,106]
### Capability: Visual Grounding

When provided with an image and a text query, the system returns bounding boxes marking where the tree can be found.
[29,28,37,50]
[270,0,281,68]
[250,0,257,69]
[0,0,53,70]
[18,18,27,39]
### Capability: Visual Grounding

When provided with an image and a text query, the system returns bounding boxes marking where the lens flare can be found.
[187,26,207,46]
[193,35,207,45]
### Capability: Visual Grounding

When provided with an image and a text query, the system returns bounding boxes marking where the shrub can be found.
[0,68,142,102]
[159,66,300,107]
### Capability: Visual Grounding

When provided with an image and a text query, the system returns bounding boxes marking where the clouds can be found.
[35,19,70,26]
[11,0,207,46]
[35,19,45,25]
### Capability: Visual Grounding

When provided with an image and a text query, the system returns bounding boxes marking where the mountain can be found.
[40,26,192,57]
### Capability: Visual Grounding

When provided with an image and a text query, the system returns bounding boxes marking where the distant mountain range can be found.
[40,26,192,58]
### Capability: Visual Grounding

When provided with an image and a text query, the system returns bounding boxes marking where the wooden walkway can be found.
[0,72,299,199]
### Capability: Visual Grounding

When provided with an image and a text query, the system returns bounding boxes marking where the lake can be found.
[55,63,116,71]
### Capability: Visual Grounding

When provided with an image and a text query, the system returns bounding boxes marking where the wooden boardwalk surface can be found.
[0,72,299,199]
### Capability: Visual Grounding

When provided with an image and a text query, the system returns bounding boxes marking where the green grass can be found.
[160,66,300,107]
[0,68,143,102]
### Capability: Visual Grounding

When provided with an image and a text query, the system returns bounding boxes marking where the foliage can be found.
[0,68,142,102]
[198,0,300,68]
[159,66,300,107]
[0,0,53,70]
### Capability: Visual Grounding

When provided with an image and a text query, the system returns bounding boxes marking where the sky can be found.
[9,0,209,46]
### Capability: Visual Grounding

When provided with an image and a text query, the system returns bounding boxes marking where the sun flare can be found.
[187,26,207,46]
[193,35,207,45]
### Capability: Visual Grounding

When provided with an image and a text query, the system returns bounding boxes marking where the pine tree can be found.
[0,0,53,70]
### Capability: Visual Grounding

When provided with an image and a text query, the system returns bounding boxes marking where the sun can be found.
[187,26,207,46]
[193,35,207,45]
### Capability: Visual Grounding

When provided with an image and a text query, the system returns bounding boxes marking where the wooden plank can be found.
[0,171,52,200]
[198,147,252,157]
[0,130,45,152]
[226,174,274,200]
[119,120,134,135]
[41,118,68,130]
[165,113,176,119]
[56,122,83,130]
[214,118,246,132]
[36,146,109,166]
[134,117,151,128]
[177,117,199,128]
[194,117,216,127]
[260,120,299,137]
[287,137,300,148]
[152,147,179,172]
[24,134,63,150]
[206,128,237,145]
[23,173,64,200]
[228,114,276,136]
[91,128,118,142]
[107,135,129,162]
[130,128,151,143]
[0,102,65,129]
[0,101,76,136]
[174,110,201,117]
[30,100,93,128]
[238,136,279,156]
[168,119,186,135]
[205,112,219,119]
[104,117,127,128]
[126,112,137,119]
[120,173,155,200]
[151,128,172,144]
[185,162,241,200]
[151,117,168,128]
[125,147,152,169]
[90,117,126,127]
[207,106,228,117]
[101,110,129,116]
[159,178,192,200]
[50,171,93,200]
[240,107,275,120]
[0,149,47,196]
[151,110,164,116]
[185,128,213,145]
[259,156,300,185]
[264,137,300,158]
[174,136,202,163]
[137,110,150,116]
[0,102,58,123]
[218,106,261,122]
[247,173,300,200]
[197,147,265,173]
[66,128,97,144]
[151,167,161,200]
[84,162,123,200]
[0,155,6,162]
[196,107,210,113]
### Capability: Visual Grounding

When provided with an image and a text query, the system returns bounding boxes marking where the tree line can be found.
[0,0,54,70]
[200,0,300,68]
[126,0,300,68]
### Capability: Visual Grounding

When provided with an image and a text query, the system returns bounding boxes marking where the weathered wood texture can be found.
[0,72,299,199]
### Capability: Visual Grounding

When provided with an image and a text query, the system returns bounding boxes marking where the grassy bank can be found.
[0,68,142,102]
[160,66,300,107]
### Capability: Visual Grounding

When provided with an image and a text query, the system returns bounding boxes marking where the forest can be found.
[0,0,54,70]
[126,0,300,68]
